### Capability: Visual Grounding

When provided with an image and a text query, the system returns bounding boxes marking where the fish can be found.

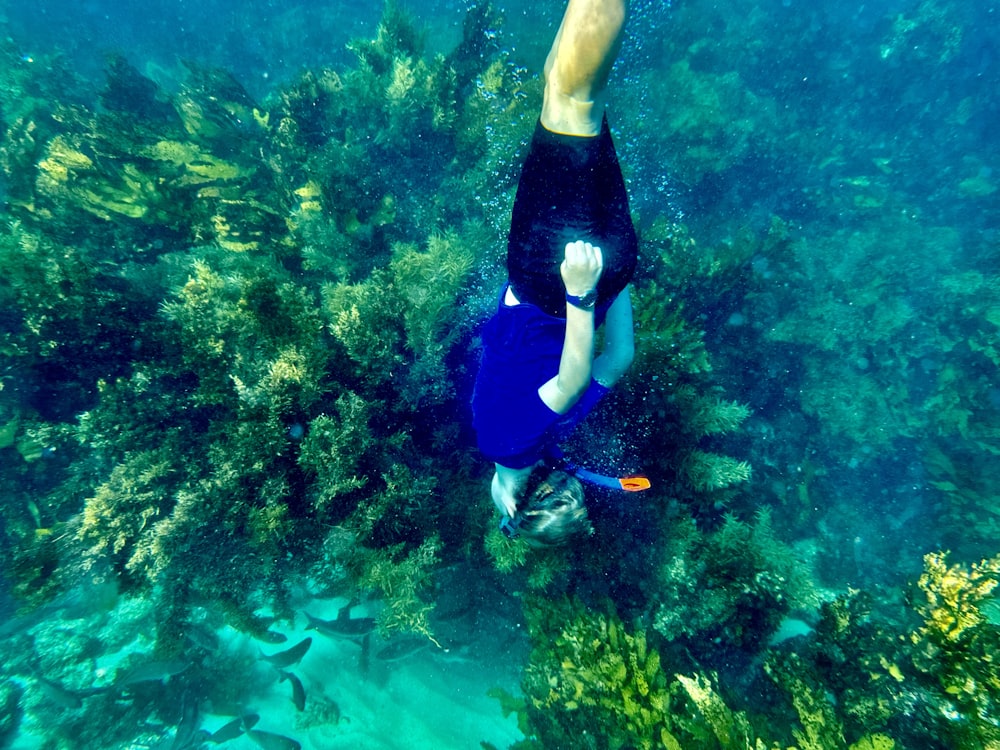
[278,670,306,712]
[375,636,428,662]
[245,728,301,750]
[116,659,191,687]
[303,610,376,639]
[259,636,311,668]
[36,677,83,709]
[172,729,210,750]
[0,606,51,639]
[209,713,258,743]
[171,691,203,750]
[0,586,106,639]
[184,623,220,651]
[433,644,476,665]
[58,577,120,619]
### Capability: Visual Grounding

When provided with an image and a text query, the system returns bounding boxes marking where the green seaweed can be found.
[906,552,1000,745]
[620,59,782,188]
[651,509,814,652]
[512,596,785,750]
[1,1,996,747]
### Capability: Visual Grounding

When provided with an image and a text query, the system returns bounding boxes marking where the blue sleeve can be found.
[552,379,611,442]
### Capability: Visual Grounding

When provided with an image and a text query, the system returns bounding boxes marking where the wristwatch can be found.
[566,289,598,309]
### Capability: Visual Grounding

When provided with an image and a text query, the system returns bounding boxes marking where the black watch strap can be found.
[566,289,598,309]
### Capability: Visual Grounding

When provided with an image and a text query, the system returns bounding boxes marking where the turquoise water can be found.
[0,0,998,748]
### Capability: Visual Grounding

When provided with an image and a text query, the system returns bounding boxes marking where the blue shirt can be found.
[472,288,609,469]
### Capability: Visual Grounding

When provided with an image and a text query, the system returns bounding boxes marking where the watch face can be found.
[575,290,598,307]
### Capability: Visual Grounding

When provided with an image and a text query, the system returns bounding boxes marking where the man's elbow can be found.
[618,340,635,372]
[561,372,592,405]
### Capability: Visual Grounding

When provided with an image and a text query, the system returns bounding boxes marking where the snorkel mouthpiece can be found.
[499,513,523,539]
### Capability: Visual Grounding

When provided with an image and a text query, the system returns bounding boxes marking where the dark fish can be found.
[278,670,306,712]
[116,659,191,686]
[245,728,301,750]
[303,610,375,639]
[0,604,55,639]
[171,691,200,750]
[171,691,202,750]
[184,623,220,651]
[209,713,258,743]
[259,637,311,668]
[375,636,428,662]
[209,714,256,743]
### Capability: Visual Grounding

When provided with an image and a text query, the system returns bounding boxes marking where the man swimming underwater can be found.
[472,0,637,546]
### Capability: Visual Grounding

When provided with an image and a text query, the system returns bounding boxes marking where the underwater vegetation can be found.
[0,0,997,748]
[0,3,532,745]
[650,507,816,654]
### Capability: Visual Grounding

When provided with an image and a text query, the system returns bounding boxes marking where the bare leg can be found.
[541,0,628,136]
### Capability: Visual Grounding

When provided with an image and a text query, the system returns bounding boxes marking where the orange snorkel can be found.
[571,465,651,492]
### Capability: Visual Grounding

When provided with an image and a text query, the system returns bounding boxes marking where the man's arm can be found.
[593,285,634,387]
[539,241,604,415]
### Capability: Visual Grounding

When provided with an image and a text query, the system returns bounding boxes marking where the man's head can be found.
[497,463,593,547]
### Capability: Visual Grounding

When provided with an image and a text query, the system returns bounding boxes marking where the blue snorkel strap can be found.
[570,465,630,490]
[546,447,651,493]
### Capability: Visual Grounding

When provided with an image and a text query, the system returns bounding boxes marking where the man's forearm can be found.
[593,287,634,387]
[539,303,595,414]
[557,303,596,398]
[541,239,603,414]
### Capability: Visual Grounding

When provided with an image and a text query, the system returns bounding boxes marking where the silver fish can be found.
[303,610,375,639]
[116,659,191,687]
[36,677,82,709]
[259,637,311,668]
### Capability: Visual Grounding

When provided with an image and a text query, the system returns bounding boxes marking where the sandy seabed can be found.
[8,572,528,750]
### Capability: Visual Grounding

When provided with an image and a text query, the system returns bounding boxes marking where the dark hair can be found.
[516,467,593,547]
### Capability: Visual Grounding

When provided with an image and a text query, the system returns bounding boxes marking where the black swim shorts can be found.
[506,117,638,317]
